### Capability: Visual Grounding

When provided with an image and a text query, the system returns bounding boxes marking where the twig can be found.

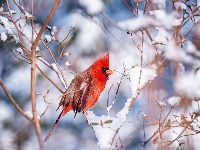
[40,96,61,118]
[106,84,114,114]
[0,80,32,122]
[41,40,67,88]
[107,65,127,113]
[100,11,121,29]
[57,34,73,63]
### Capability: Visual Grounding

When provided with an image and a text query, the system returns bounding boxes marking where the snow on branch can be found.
[85,65,157,149]
[51,63,67,89]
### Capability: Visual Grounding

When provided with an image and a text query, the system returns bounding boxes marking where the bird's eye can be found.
[101,67,109,79]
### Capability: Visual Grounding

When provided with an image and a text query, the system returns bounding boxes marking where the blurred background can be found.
[1,0,200,149]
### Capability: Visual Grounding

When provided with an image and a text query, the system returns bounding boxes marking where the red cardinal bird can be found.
[44,53,113,142]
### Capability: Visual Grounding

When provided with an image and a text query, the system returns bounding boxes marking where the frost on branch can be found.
[129,65,157,97]
[153,27,171,45]
[15,47,23,54]
[44,35,52,43]
[1,32,7,41]
[46,25,59,41]
[156,100,166,109]
[65,61,71,67]
[174,2,186,11]
[85,98,131,149]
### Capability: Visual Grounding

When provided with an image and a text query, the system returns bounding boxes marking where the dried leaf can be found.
[104,120,113,124]
[153,137,159,144]
[90,123,99,126]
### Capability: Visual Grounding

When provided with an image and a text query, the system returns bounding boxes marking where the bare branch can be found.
[0,80,32,122]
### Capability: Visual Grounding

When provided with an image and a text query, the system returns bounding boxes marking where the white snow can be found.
[13,35,19,43]
[152,0,166,9]
[0,7,3,14]
[25,110,40,119]
[52,26,59,32]
[186,41,196,53]
[118,15,159,32]
[65,61,71,66]
[174,71,200,98]
[140,111,148,120]
[198,0,200,7]
[174,2,186,10]
[1,32,7,41]
[63,52,70,57]
[0,16,14,36]
[167,96,181,107]
[85,64,157,149]
[78,0,104,15]
[177,139,185,146]
[129,65,157,97]
[173,18,182,26]
[156,100,166,108]
[0,16,10,27]
[24,11,34,19]
[44,35,52,42]
[153,27,171,44]
[149,10,182,28]
[15,47,23,54]
[36,46,40,52]
[85,98,131,150]
[51,63,59,72]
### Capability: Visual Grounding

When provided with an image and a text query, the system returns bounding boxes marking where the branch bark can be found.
[30,0,61,149]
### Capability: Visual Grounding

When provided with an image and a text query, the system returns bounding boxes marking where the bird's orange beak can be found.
[106,69,114,75]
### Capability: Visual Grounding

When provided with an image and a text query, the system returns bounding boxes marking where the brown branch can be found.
[0,80,32,122]
[30,0,60,149]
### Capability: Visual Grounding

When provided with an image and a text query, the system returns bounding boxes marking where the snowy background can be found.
[1,0,200,149]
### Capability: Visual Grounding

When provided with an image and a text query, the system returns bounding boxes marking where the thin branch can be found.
[106,84,114,112]
[57,34,73,63]
[100,11,121,29]
[42,40,67,88]
[0,80,32,122]
[40,96,61,118]
[107,65,127,113]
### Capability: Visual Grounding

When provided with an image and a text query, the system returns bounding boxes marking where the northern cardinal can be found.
[44,53,113,142]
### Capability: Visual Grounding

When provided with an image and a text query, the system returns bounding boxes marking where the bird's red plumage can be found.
[44,53,112,142]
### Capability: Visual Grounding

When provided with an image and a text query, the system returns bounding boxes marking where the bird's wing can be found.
[72,76,92,117]
[56,75,84,111]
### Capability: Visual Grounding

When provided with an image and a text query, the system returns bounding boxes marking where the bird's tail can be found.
[44,110,63,142]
